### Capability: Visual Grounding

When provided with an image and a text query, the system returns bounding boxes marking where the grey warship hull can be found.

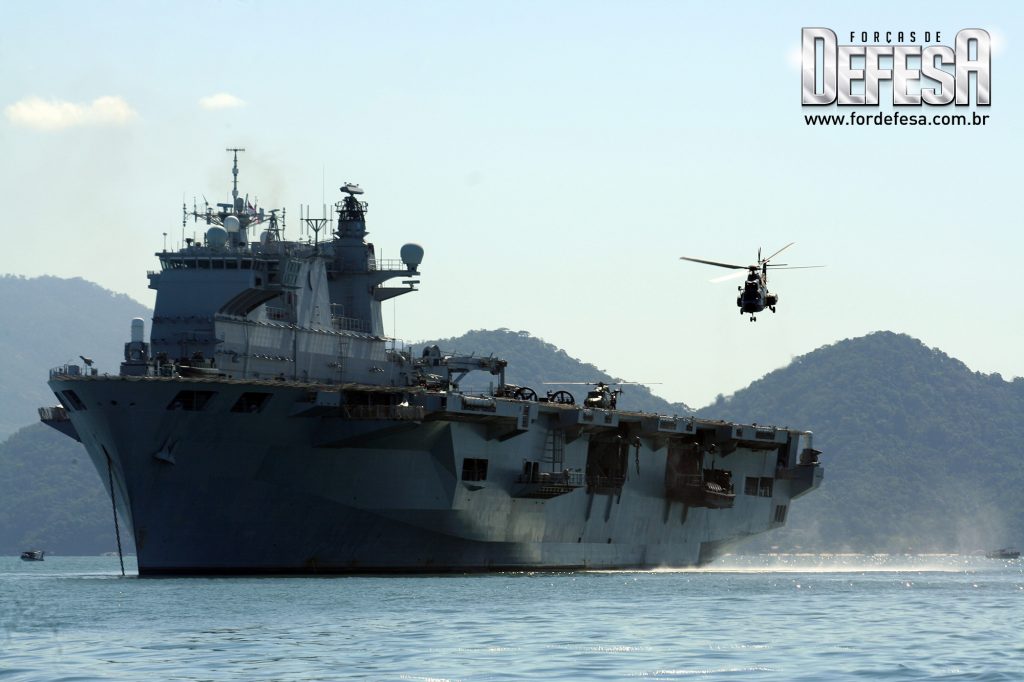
[46,374,820,575]
[40,152,822,574]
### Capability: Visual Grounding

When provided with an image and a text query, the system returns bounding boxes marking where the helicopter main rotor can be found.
[679,241,795,273]
[678,243,823,321]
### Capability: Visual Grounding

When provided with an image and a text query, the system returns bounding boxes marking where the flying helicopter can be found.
[679,243,822,321]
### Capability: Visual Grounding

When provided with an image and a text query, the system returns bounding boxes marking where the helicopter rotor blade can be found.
[766,265,825,270]
[710,271,747,283]
[762,242,795,264]
[679,256,747,270]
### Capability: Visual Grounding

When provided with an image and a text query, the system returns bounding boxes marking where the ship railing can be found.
[671,472,734,491]
[516,469,585,487]
[49,363,98,378]
[551,469,586,487]
[341,404,425,421]
[332,315,371,333]
[585,474,627,492]
[369,258,410,272]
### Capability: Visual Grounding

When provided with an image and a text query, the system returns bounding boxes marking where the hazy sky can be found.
[2,1,1020,408]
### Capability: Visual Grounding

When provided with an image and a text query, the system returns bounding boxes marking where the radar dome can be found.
[131,317,145,343]
[224,215,241,233]
[400,243,424,270]
[206,225,228,249]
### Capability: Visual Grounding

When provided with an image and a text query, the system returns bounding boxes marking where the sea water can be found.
[1,554,1021,681]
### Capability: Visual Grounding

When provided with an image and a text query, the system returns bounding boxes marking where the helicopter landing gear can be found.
[749,315,756,322]
[770,306,776,313]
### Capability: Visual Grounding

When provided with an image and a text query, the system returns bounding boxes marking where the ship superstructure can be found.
[41,151,822,574]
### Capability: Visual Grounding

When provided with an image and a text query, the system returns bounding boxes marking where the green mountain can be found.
[0,422,132,555]
[702,331,1024,553]
[0,275,150,439]
[414,328,691,415]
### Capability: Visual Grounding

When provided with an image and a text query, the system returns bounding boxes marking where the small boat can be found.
[20,550,45,561]
[985,548,1020,560]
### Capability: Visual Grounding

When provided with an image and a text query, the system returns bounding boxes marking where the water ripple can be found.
[1,554,1021,681]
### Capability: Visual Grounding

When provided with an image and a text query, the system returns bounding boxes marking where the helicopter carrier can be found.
[40,151,822,575]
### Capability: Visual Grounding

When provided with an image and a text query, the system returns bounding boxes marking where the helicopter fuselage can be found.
[737,271,778,320]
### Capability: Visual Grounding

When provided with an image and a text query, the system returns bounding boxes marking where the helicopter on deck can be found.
[582,382,621,409]
[679,243,822,321]
[541,381,656,410]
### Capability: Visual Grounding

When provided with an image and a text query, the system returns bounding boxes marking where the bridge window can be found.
[167,390,216,411]
[461,458,489,482]
[744,476,758,496]
[774,505,788,523]
[759,477,774,497]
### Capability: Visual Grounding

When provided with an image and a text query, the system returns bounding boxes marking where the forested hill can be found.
[415,329,691,415]
[0,275,150,439]
[0,422,132,555]
[703,331,1024,553]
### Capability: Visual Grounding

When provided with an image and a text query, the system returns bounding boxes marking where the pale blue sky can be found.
[2,1,1020,407]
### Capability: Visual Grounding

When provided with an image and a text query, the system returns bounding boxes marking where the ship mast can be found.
[227,147,245,204]
[183,148,279,235]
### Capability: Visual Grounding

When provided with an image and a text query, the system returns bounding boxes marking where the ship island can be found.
[40,150,823,575]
